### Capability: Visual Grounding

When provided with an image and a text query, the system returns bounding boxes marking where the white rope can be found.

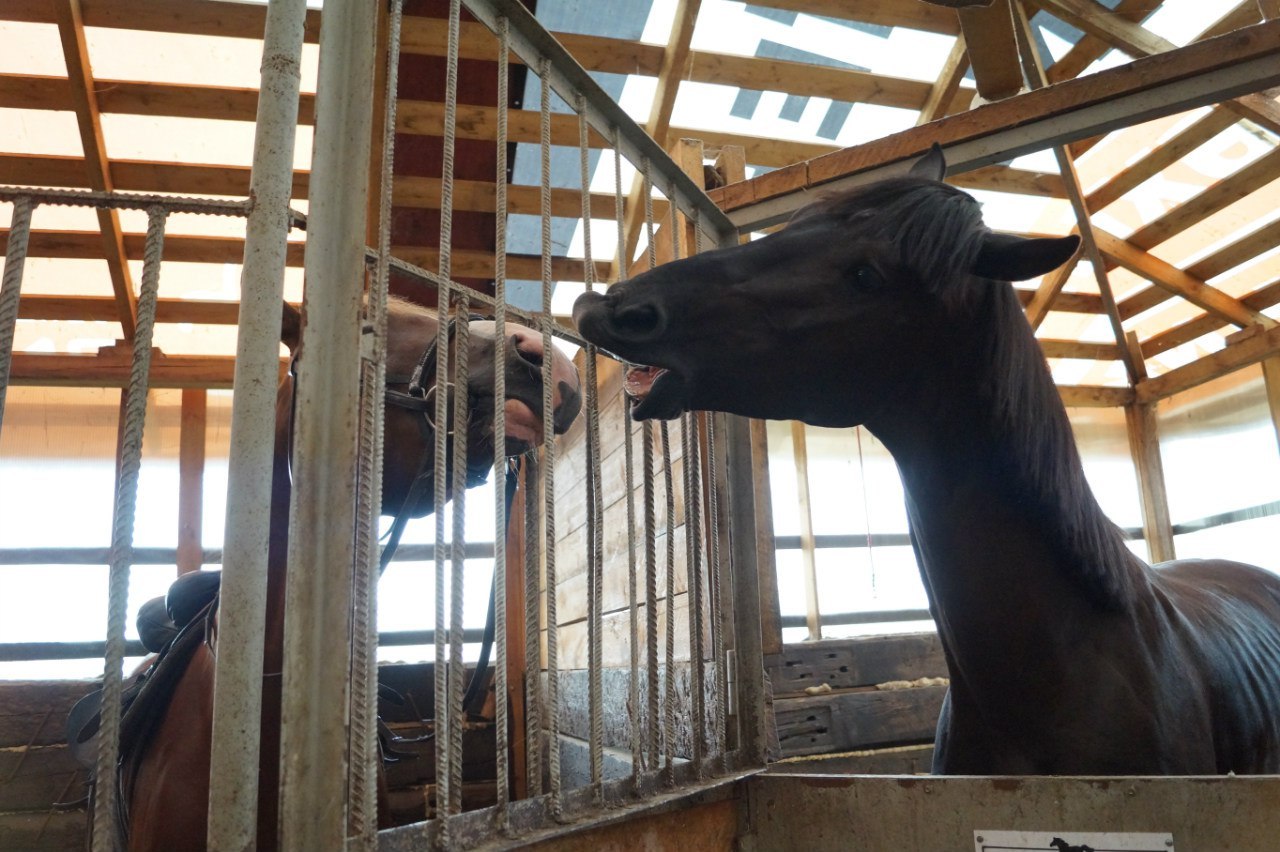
[350,0,406,843]
[537,55,562,819]
[91,206,167,852]
[433,0,462,837]
[449,300,470,817]
[699,214,728,759]
[492,12,511,824]
[576,93,606,799]
[0,196,35,437]
[641,161,660,773]
[523,454,541,796]
[0,186,247,217]
[614,133,643,783]
[660,418,675,783]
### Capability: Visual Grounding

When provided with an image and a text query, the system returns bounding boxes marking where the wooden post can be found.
[1263,357,1280,457]
[791,422,822,642]
[1122,333,1175,563]
[176,388,206,574]
[709,144,785,656]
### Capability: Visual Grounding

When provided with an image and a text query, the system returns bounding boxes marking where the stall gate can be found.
[0,0,767,849]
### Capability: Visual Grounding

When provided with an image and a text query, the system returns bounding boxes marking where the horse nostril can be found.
[613,302,662,338]
[513,340,544,369]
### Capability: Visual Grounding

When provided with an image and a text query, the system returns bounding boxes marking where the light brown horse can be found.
[574,145,1280,775]
[118,296,580,850]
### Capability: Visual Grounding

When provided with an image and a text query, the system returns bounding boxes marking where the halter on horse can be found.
[73,299,580,850]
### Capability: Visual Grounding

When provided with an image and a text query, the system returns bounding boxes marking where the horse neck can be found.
[869,283,1143,656]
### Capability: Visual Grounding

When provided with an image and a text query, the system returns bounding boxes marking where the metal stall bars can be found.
[367,0,768,847]
[0,186,254,852]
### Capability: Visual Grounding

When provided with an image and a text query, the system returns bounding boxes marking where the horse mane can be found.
[804,178,1142,610]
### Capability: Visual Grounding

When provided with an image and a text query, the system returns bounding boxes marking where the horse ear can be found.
[908,143,947,181]
[281,301,302,352]
[973,233,1081,282]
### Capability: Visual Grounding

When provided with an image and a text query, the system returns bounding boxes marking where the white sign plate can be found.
[974,830,1173,852]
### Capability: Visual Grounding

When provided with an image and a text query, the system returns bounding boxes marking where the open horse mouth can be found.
[503,398,544,453]
[623,363,687,421]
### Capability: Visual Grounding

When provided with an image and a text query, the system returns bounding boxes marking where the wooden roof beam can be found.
[1033,0,1280,134]
[18,294,287,324]
[720,0,959,33]
[1118,217,1280,321]
[400,18,936,110]
[1141,278,1280,358]
[615,0,701,276]
[917,33,972,125]
[0,228,607,284]
[1044,0,1152,84]
[3,0,322,40]
[958,0,1025,102]
[1125,146,1280,251]
[1092,228,1277,330]
[7,351,273,389]
[1136,321,1280,402]
[1012,1,1138,382]
[710,20,1280,230]
[53,0,137,340]
[1084,107,1240,212]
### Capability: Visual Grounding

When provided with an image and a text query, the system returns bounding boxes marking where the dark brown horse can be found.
[573,145,1280,775]
[119,296,580,850]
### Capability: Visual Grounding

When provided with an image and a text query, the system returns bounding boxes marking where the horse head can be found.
[572,145,1079,428]
[282,296,581,519]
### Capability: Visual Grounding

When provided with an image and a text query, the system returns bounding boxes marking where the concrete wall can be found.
[742,773,1280,852]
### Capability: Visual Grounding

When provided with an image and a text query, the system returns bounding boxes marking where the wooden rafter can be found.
[177,388,206,574]
[1084,108,1240,212]
[1127,146,1280,250]
[1141,278,1280,358]
[1092,228,1277,330]
[8,351,279,389]
[959,0,1024,102]
[1044,0,1152,84]
[405,20,937,109]
[743,0,960,33]
[1136,321,1280,402]
[615,0,701,276]
[917,33,971,125]
[711,20,1280,229]
[0,229,607,283]
[1035,0,1280,134]
[52,0,137,340]
[1118,220,1280,322]
[1012,0,1137,381]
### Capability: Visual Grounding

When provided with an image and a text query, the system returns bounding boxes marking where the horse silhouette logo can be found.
[1050,839,1095,852]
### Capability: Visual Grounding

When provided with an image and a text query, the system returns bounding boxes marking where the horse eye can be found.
[852,264,885,290]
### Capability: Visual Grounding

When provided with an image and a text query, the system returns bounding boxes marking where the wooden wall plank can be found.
[764,634,947,698]
[0,680,95,747]
[774,685,946,758]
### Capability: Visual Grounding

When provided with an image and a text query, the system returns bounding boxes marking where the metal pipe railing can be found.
[277,0,378,846]
[208,1,310,847]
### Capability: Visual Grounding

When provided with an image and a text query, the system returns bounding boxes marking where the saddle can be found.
[66,570,222,847]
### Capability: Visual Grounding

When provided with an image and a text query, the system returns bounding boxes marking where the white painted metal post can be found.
[278,0,377,847]
[209,1,308,848]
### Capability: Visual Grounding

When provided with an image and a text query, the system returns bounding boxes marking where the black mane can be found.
[803,177,1142,609]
